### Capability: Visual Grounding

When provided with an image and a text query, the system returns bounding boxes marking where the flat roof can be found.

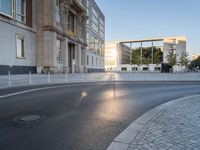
[120,38,164,44]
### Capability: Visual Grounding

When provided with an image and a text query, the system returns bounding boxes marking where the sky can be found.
[95,0,200,56]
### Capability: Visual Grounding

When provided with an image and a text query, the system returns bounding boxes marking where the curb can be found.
[107,95,200,150]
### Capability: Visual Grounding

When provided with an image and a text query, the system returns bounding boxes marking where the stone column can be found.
[63,38,69,73]
[74,44,82,72]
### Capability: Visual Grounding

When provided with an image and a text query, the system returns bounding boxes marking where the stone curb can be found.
[107,95,200,150]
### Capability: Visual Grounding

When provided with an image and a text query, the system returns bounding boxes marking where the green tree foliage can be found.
[178,51,189,68]
[131,47,163,65]
[167,51,176,66]
[131,49,140,65]
[188,56,200,70]
[153,49,163,64]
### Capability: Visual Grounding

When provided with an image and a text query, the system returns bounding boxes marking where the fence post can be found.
[29,71,32,85]
[81,66,84,82]
[65,71,68,83]
[48,71,50,83]
[8,71,11,86]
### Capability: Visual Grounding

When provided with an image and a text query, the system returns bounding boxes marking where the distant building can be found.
[192,53,200,61]
[105,36,187,72]
[85,0,105,72]
[105,42,130,72]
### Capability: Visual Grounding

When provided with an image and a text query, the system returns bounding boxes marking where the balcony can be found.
[72,0,86,13]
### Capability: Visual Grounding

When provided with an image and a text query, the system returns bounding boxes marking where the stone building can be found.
[36,0,88,73]
[0,0,37,75]
[0,0,89,74]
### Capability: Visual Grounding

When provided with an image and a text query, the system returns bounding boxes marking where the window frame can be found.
[0,0,26,24]
[15,0,26,23]
[56,0,61,23]
[0,0,14,18]
[16,34,25,59]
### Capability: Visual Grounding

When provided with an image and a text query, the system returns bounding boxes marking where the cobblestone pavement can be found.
[128,96,200,150]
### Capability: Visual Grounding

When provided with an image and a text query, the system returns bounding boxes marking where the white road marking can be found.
[0,82,109,99]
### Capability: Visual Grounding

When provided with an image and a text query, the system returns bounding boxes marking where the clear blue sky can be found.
[95,0,200,56]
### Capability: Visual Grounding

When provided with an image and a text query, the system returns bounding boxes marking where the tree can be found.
[131,47,163,65]
[167,51,176,66]
[178,51,190,68]
[188,56,200,70]
[153,48,163,64]
[131,49,140,65]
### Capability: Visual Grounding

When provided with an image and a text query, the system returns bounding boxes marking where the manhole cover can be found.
[20,115,41,122]
[14,114,46,123]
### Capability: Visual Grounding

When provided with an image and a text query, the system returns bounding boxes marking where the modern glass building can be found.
[105,36,187,72]
[85,0,105,72]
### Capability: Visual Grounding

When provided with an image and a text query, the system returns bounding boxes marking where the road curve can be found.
[0,81,200,150]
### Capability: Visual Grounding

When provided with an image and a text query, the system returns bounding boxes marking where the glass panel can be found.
[0,0,12,16]
[17,37,25,58]
[56,0,60,23]
[68,11,75,33]
[17,38,22,58]
[16,0,25,22]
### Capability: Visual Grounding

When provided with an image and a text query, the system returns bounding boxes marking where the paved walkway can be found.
[108,95,200,150]
[0,73,200,89]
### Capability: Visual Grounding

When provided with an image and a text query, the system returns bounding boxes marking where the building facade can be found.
[85,0,105,72]
[0,0,104,75]
[0,0,37,74]
[105,41,130,72]
[105,36,187,72]
[36,0,87,73]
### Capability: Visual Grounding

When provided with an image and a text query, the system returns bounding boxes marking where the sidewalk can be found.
[107,95,200,150]
[0,72,200,89]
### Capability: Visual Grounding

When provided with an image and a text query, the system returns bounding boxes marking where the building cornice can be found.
[42,25,87,46]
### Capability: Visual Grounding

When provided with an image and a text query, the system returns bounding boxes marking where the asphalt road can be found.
[0,81,200,150]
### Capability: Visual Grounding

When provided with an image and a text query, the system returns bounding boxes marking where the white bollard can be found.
[29,71,32,85]
[8,71,11,86]
[48,71,50,83]
[65,71,68,83]
[81,67,84,82]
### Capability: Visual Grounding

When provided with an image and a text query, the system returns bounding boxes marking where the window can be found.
[87,55,89,65]
[68,11,75,33]
[16,0,26,22]
[0,0,13,16]
[143,67,149,71]
[122,67,127,71]
[132,67,138,71]
[56,0,61,23]
[92,56,94,66]
[16,35,25,58]
[0,0,26,23]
